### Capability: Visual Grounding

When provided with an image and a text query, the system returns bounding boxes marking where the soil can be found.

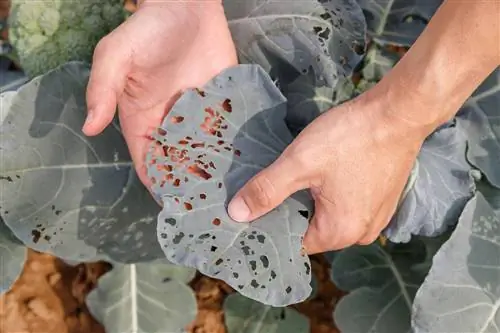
[0,251,343,333]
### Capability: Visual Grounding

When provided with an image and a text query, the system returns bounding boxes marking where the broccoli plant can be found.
[7,0,126,78]
[0,0,499,332]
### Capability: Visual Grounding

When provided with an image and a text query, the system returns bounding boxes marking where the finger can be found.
[83,34,130,136]
[303,199,364,254]
[227,154,311,223]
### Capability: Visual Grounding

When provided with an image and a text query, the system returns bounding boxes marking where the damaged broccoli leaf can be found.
[224,293,309,333]
[384,122,475,243]
[412,192,500,332]
[87,261,197,333]
[146,64,313,307]
[224,0,367,131]
[357,0,443,46]
[457,68,500,189]
[0,61,162,264]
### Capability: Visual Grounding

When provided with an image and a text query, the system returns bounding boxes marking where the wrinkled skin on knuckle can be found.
[246,174,275,211]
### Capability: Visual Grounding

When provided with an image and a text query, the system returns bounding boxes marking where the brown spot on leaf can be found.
[195,88,206,97]
[171,116,185,124]
[191,142,205,149]
[31,230,41,243]
[187,165,212,180]
[212,218,221,226]
[184,202,193,211]
[222,99,232,113]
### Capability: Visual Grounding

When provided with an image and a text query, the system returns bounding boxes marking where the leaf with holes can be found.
[457,68,500,189]
[331,237,445,333]
[411,192,500,332]
[383,122,475,243]
[0,216,27,293]
[87,262,197,333]
[224,293,309,333]
[0,61,162,264]
[224,0,367,131]
[146,64,314,307]
[357,0,443,46]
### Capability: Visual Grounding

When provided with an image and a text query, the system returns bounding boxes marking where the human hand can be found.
[82,0,237,187]
[227,88,431,254]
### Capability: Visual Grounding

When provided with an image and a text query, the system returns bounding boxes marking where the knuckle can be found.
[246,174,275,210]
[93,35,113,59]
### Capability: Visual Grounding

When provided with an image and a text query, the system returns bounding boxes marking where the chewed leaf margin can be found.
[146,64,314,307]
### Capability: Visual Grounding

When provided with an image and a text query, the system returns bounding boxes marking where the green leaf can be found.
[86,262,197,333]
[357,0,443,46]
[361,44,399,82]
[224,293,309,333]
[224,0,367,131]
[0,61,162,263]
[331,238,444,333]
[0,217,27,293]
[147,64,314,307]
[412,192,500,332]
[457,69,500,189]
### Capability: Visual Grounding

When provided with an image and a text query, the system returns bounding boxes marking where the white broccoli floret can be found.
[8,0,126,78]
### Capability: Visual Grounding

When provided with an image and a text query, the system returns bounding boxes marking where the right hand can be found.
[83,0,238,188]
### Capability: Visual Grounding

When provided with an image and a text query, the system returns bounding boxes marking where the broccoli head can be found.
[8,0,126,78]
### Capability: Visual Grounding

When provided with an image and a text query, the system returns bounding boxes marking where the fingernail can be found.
[228,197,250,222]
[83,109,94,129]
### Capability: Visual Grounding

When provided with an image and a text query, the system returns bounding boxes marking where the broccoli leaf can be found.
[0,65,28,93]
[361,44,400,82]
[383,122,475,243]
[411,192,500,332]
[357,0,443,46]
[457,68,500,189]
[224,293,309,333]
[224,0,367,131]
[0,61,162,263]
[331,237,446,333]
[87,262,197,333]
[0,216,27,293]
[147,64,313,307]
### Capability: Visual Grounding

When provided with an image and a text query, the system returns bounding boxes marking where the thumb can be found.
[228,155,310,222]
[83,36,130,136]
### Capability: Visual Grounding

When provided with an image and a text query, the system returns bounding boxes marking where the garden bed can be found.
[0,251,343,333]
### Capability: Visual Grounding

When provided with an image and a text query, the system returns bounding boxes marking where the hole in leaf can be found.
[222,98,232,113]
[187,165,212,180]
[171,116,184,124]
[195,88,206,97]
[298,210,309,219]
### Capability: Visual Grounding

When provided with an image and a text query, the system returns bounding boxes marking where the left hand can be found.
[227,88,431,254]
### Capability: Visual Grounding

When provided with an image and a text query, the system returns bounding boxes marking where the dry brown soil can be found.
[0,251,343,333]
